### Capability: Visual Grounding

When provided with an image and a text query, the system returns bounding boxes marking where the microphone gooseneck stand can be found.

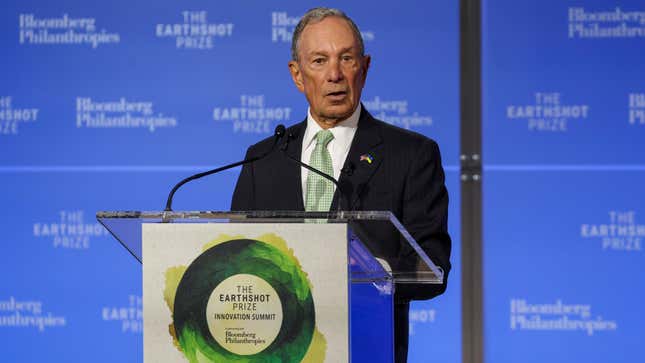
[163,124,286,212]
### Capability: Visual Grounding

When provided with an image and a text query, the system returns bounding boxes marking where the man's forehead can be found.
[298,16,360,52]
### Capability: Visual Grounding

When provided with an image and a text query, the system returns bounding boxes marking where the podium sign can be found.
[142,223,349,362]
[97,211,444,363]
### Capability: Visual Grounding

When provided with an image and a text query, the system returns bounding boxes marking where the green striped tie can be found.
[305,130,335,212]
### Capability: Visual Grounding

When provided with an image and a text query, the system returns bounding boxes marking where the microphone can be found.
[164,124,286,211]
[280,133,352,212]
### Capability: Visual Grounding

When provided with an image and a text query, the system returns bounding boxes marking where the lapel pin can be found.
[360,153,374,164]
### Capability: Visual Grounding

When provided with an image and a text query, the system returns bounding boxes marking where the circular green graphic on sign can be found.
[173,239,315,363]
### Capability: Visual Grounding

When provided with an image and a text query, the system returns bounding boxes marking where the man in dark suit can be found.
[232,7,450,363]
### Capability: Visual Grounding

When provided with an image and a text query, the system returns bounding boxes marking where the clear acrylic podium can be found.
[97,210,444,363]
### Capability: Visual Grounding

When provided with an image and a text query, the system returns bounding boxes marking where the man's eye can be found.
[342,56,353,62]
[313,58,325,64]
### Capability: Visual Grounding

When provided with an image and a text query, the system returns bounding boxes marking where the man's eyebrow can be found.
[337,46,356,54]
[306,46,358,57]
[307,51,329,57]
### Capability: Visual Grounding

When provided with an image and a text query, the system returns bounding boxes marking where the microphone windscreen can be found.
[274,124,286,138]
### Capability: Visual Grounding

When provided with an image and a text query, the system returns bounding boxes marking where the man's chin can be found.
[320,112,352,124]
[321,104,355,119]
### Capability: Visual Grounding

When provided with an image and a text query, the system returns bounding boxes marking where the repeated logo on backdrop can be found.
[568,7,645,39]
[155,11,234,50]
[363,96,434,130]
[506,92,590,132]
[18,13,120,47]
[580,210,643,252]
[212,95,292,134]
[0,297,66,331]
[101,295,142,334]
[33,210,108,250]
[271,11,375,45]
[510,298,617,335]
[408,306,437,336]
[271,12,299,44]
[629,93,645,125]
[0,96,39,136]
[76,97,178,132]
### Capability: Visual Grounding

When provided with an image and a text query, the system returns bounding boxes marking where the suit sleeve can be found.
[396,139,452,301]
[231,147,255,211]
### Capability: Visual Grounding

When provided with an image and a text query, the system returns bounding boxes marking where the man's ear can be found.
[288,61,305,93]
[361,54,371,83]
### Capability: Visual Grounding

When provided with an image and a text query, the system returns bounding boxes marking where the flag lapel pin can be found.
[359,153,374,164]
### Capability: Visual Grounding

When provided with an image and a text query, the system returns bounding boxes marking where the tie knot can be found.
[315,130,334,147]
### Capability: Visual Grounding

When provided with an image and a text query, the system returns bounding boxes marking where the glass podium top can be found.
[97,210,444,284]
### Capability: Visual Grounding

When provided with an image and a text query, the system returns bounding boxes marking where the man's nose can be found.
[326,59,344,83]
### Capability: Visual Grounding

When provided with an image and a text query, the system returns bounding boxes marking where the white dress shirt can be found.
[300,104,361,204]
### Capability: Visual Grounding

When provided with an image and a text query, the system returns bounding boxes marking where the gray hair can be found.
[291,7,365,61]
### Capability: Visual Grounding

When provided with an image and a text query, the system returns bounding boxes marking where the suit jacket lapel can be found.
[282,121,306,211]
[332,108,384,210]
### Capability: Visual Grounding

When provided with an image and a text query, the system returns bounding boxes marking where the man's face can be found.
[289,16,370,128]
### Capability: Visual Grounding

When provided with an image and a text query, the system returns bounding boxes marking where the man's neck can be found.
[314,118,342,129]
[308,104,362,129]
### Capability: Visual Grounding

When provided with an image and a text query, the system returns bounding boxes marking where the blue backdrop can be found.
[4,0,642,362]
[1,1,460,362]
[483,0,644,362]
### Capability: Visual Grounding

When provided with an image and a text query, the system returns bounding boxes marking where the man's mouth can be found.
[326,91,347,99]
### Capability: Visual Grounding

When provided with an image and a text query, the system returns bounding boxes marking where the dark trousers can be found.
[394,301,410,363]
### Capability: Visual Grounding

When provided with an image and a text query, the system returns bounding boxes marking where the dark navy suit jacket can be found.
[231,107,451,362]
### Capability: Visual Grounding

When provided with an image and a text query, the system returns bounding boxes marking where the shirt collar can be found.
[303,103,361,150]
